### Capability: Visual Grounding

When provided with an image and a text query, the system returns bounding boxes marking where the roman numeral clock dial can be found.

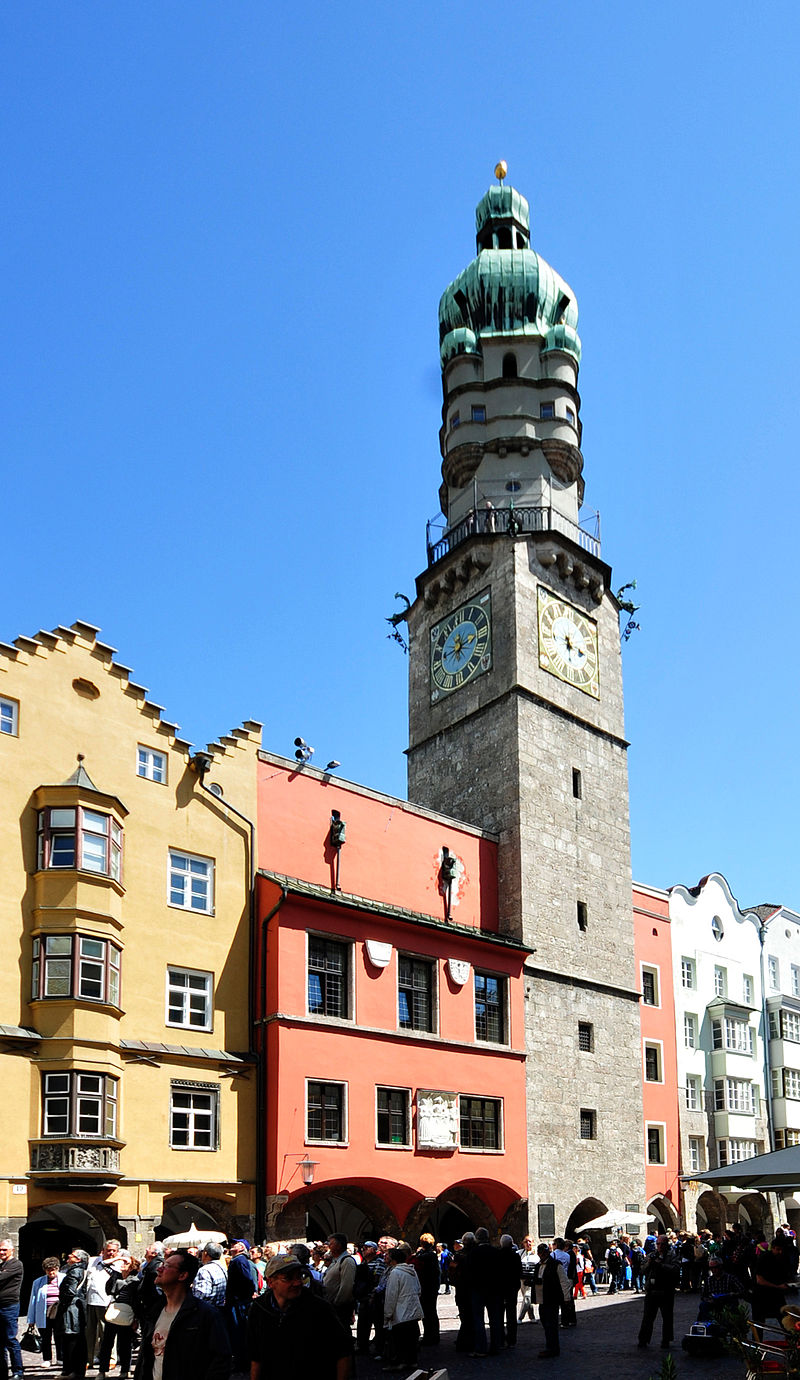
[537,587,600,698]
[430,591,492,702]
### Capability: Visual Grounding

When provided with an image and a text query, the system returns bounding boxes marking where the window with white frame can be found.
[642,966,659,1006]
[712,1016,754,1055]
[460,1095,502,1150]
[688,1136,704,1172]
[168,850,213,913]
[684,1013,697,1049]
[685,1075,702,1111]
[644,1042,663,1082]
[743,974,754,1005]
[31,935,120,1006]
[646,1124,665,1164]
[170,1081,219,1149]
[43,1070,118,1138]
[137,745,167,784]
[376,1087,410,1147]
[782,1011,800,1043]
[0,696,18,736]
[718,1138,757,1166]
[793,967,800,999]
[306,1080,346,1143]
[166,967,213,1031]
[769,956,780,990]
[714,966,727,998]
[784,1069,800,1100]
[681,957,696,989]
[714,1077,757,1114]
[37,807,122,880]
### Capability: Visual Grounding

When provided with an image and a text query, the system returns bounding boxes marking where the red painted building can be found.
[633,881,682,1231]
[255,752,529,1243]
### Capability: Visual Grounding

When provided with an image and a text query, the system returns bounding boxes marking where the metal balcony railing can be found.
[426,504,601,567]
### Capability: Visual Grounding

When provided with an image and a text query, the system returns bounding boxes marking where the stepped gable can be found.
[0,619,262,759]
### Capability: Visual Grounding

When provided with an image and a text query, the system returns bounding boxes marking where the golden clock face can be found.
[537,587,599,698]
[430,591,492,701]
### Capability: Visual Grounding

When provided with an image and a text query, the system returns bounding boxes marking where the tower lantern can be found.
[437,169,584,541]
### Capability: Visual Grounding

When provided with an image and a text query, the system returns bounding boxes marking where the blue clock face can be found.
[430,592,492,701]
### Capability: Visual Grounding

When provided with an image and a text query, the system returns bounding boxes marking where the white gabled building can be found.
[669,875,800,1235]
[669,874,768,1232]
[752,903,800,1153]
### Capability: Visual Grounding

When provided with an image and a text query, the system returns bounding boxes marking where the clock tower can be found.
[406,171,646,1234]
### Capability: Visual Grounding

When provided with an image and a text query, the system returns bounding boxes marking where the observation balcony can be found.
[426,504,601,568]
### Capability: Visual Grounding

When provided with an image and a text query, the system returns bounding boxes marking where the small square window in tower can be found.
[578,1021,593,1052]
[579,1109,596,1140]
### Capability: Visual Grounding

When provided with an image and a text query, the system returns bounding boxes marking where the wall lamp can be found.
[298,1157,319,1186]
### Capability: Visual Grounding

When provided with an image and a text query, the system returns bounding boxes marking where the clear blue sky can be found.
[3,2,799,909]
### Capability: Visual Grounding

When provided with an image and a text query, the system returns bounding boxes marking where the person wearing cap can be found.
[192,1245,227,1309]
[248,1255,352,1380]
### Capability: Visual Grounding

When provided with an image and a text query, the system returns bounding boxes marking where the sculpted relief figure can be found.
[417,1091,458,1148]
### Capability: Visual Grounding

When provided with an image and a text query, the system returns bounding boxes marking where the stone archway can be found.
[19,1203,106,1309]
[696,1190,728,1236]
[275,1185,400,1246]
[737,1193,772,1239]
[648,1195,679,1233]
[565,1196,606,1241]
[403,1186,500,1244]
[156,1197,238,1243]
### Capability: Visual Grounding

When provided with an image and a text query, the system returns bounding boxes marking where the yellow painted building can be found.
[0,621,260,1271]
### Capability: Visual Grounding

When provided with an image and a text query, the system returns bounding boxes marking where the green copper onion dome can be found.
[439,178,581,367]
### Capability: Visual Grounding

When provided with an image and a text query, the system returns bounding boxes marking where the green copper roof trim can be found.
[475,184,530,234]
[440,326,480,365]
[439,248,581,363]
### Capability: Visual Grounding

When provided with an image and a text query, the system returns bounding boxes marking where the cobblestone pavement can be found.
[355,1288,747,1380]
[17,1289,748,1380]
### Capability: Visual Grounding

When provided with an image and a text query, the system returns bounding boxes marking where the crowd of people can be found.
[2,1218,800,1378]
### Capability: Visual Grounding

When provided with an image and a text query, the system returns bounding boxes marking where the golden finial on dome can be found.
[494,160,508,182]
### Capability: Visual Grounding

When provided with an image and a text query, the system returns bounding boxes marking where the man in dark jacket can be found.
[637,1235,680,1350]
[57,1249,89,1380]
[531,1244,570,1359]
[498,1235,523,1347]
[0,1240,24,1380]
[134,1250,230,1380]
[248,1254,351,1380]
[225,1241,258,1372]
[469,1228,503,1357]
[413,1235,441,1346]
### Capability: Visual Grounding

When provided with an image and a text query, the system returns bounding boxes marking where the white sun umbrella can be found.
[574,1210,655,1232]
[161,1221,227,1248]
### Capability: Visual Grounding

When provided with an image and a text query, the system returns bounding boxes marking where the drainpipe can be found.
[758,917,776,1151]
[189,753,260,1233]
[258,888,286,1236]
